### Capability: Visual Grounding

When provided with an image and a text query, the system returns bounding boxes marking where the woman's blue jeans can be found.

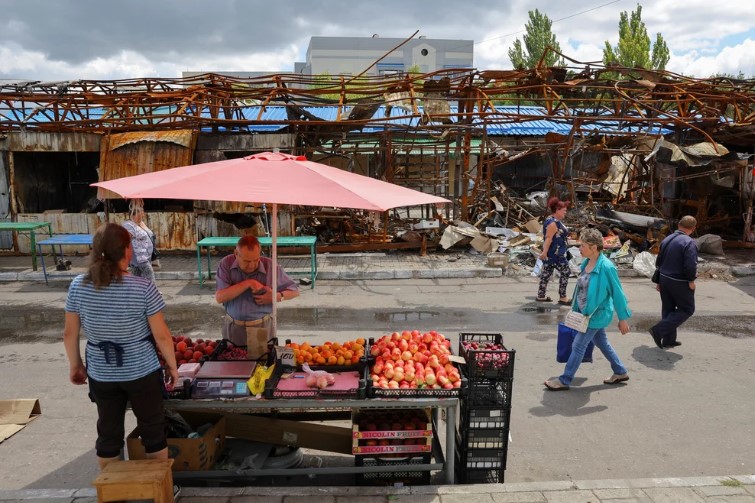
[559,327,627,385]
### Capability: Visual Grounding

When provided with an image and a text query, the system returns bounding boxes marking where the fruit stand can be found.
[131,330,513,486]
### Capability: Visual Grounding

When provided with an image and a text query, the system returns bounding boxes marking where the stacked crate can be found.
[352,408,433,486]
[456,333,515,484]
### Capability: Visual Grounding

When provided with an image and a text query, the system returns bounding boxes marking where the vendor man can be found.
[215,235,300,357]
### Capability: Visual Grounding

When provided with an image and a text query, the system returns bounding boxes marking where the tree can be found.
[508,9,565,69]
[603,4,670,72]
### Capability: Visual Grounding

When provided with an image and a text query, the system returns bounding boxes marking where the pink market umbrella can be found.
[93,151,450,325]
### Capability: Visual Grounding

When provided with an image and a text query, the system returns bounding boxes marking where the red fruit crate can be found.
[459,333,515,380]
[352,408,432,455]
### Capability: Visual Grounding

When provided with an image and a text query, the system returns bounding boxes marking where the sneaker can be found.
[663,341,682,348]
[603,373,629,385]
[544,378,569,391]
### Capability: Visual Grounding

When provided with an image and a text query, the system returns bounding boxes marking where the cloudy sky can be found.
[2,0,754,82]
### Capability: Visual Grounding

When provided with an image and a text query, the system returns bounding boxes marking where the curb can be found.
[1,475,753,501]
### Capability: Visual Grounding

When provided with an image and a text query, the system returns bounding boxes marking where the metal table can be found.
[164,396,457,484]
[196,235,318,288]
[36,234,93,285]
[0,221,53,271]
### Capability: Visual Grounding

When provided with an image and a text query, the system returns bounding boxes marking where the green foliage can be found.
[508,9,565,69]
[603,4,669,74]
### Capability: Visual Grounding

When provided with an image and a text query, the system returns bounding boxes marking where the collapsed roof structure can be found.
[1,52,754,251]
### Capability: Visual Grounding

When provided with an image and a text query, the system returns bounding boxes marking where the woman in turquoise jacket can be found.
[545,228,631,390]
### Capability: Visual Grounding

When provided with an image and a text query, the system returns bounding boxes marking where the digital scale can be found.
[191,361,257,398]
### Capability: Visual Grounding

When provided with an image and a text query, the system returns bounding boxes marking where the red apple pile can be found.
[158,335,217,367]
[461,340,511,372]
[369,330,461,390]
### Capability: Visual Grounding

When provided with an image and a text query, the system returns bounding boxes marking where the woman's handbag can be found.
[557,322,594,363]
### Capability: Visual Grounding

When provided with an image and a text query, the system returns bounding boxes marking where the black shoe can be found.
[649,328,664,349]
[663,341,682,348]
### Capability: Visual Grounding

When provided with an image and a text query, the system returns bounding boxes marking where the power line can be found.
[459,0,624,50]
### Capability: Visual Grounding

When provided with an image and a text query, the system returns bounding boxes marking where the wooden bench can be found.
[92,459,175,503]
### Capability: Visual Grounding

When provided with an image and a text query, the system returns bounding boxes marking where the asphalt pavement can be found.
[1,250,754,502]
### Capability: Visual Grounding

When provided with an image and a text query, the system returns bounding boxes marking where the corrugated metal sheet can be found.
[97,130,196,200]
[109,130,194,150]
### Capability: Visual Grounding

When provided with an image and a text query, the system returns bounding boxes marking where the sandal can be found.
[544,379,569,391]
[557,298,571,306]
[536,297,552,302]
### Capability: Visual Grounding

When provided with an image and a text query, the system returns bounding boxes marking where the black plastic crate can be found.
[366,375,467,399]
[264,363,366,399]
[460,403,510,430]
[355,453,431,486]
[464,378,513,408]
[459,333,515,380]
[456,427,508,450]
[455,460,505,484]
[456,443,509,471]
[210,338,277,365]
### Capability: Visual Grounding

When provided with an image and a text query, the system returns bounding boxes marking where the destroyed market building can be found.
[1,55,754,257]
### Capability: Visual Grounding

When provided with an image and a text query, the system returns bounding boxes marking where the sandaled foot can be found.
[557,298,571,305]
[603,373,629,385]
[544,378,569,391]
[536,296,552,302]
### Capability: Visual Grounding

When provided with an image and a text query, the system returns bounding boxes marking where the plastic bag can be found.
[247,363,275,396]
[531,258,543,277]
[632,251,657,279]
[301,362,335,389]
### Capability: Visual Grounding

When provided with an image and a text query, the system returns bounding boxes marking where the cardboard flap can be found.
[0,399,41,443]
[0,399,41,425]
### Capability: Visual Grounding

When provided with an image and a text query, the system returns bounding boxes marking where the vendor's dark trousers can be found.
[651,276,695,345]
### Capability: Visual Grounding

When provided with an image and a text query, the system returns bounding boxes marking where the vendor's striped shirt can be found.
[65,274,165,382]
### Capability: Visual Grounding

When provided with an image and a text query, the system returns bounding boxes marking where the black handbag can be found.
[651,269,661,284]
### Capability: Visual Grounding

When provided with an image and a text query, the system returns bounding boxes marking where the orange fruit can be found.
[328,356,338,365]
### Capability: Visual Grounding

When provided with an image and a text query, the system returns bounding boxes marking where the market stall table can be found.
[196,235,317,288]
[36,234,93,285]
[163,396,457,485]
[0,221,53,271]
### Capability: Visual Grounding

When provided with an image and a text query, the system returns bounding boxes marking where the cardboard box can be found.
[0,399,41,443]
[127,411,225,471]
[224,414,352,455]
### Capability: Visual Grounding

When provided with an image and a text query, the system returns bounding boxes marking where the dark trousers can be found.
[652,276,696,345]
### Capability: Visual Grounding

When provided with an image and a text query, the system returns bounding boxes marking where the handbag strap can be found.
[656,232,682,268]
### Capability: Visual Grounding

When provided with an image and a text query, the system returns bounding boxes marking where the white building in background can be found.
[295,35,474,76]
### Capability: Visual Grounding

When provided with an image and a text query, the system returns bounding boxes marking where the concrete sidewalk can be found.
[2,474,755,501]
[2,247,754,283]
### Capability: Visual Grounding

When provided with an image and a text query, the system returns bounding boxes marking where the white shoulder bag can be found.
[563,309,592,333]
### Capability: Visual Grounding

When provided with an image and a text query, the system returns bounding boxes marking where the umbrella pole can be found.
[271,203,278,337]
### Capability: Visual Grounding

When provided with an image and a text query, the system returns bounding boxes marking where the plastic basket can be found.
[464,378,513,408]
[456,428,508,450]
[263,364,366,399]
[355,453,431,486]
[459,333,515,380]
[455,459,505,484]
[366,375,467,399]
[460,403,510,430]
[456,444,509,470]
